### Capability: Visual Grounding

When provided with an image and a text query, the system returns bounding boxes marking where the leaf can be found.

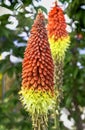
[66,95,72,107]
[73,67,79,79]
[22,0,32,5]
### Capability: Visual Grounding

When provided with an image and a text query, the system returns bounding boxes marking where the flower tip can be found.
[55,1,57,5]
[38,8,42,14]
[54,0,58,6]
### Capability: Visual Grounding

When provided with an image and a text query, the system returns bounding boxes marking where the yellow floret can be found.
[19,88,56,115]
[49,35,70,61]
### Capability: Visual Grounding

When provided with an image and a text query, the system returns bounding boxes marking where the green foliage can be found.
[0,79,32,130]
[61,1,85,129]
[67,0,85,29]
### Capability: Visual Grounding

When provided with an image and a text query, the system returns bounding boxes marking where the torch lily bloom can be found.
[47,1,70,93]
[47,3,70,129]
[47,2,70,61]
[19,10,55,117]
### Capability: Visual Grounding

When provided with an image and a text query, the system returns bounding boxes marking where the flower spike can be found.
[19,11,55,117]
[47,3,70,129]
[47,2,70,60]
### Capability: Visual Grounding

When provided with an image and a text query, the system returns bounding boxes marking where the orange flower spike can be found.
[19,10,55,116]
[22,12,54,92]
[47,2,70,60]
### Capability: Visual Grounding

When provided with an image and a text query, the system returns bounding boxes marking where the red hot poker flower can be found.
[47,2,70,60]
[47,2,68,40]
[19,10,55,116]
[22,12,54,93]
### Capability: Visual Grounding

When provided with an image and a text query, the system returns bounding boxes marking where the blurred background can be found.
[0,0,85,130]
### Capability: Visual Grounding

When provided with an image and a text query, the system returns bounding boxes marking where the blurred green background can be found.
[0,0,85,130]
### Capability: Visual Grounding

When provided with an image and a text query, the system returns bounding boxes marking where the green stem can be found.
[52,59,63,130]
[52,103,60,130]
[32,114,48,130]
[42,116,48,130]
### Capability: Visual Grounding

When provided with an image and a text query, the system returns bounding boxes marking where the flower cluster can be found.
[19,11,55,115]
[47,2,70,60]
